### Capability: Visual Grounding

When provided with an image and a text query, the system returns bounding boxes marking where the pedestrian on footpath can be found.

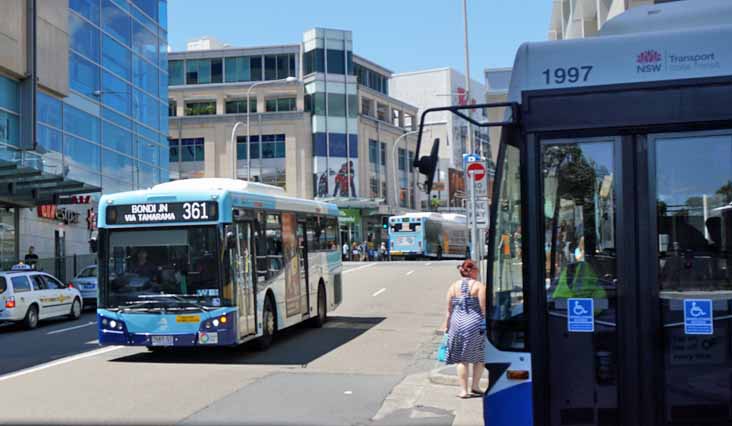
[342,242,349,261]
[442,259,486,399]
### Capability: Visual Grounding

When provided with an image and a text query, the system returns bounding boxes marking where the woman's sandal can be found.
[470,389,485,396]
[458,393,471,399]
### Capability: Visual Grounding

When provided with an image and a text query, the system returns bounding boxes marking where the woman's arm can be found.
[442,283,454,332]
[478,281,487,317]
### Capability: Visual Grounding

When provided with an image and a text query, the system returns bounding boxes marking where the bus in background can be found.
[412,2,732,424]
[389,213,469,260]
[94,178,342,350]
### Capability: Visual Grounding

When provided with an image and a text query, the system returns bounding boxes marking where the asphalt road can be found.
[0,261,460,426]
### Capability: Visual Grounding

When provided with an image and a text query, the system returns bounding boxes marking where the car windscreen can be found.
[105,226,228,310]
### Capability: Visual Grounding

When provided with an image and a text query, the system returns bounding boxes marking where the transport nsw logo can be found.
[636,50,663,73]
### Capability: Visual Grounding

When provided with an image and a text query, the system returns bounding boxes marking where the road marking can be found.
[344,390,353,395]
[86,339,99,345]
[0,346,122,383]
[343,263,376,274]
[406,270,414,276]
[425,262,432,266]
[46,321,95,335]
[372,288,386,297]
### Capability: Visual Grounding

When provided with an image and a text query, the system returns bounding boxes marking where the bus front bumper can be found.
[97,309,239,347]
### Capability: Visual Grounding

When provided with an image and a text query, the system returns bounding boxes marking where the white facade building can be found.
[389,68,489,209]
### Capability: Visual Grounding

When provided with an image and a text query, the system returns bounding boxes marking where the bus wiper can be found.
[137,294,211,311]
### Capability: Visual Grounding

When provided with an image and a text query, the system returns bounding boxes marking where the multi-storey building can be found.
[0,0,168,276]
[389,68,489,210]
[167,29,420,247]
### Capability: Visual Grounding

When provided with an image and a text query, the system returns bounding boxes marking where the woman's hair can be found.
[458,259,477,277]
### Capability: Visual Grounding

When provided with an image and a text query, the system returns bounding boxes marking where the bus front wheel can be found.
[254,295,276,350]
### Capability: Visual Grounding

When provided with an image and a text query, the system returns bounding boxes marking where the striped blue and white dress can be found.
[446,279,485,364]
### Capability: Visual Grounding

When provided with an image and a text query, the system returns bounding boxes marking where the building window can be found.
[102,34,131,81]
[303,48,325,75]
[185,58,222,85]
[265,97,296,112]
[250,56,263,81]
[169,137,204,162]
[262,53,297,81]
[70,0,100,24]
[326,49,345,75]
[404,113,414,130]
[69,12,100,62]
[70,52,100,98]
[168,100,176,116]
[353,63,389,95]
[101,70,131,115]
[168,60,184,85]
[327,94,346,117]
[264,55,277,81]
[392,109,402,127]
[376,103,388,122]
[184,101,216,116]
[236,134,285,159]
[368,139,379,165]
[224,56,250,82]
[369,177,379,198]
[361,97,373,117]
[225,99,257,114]
[380,142,386,167]
[132,20,157,65]
[101,0,131,46]
[398,148,406,171]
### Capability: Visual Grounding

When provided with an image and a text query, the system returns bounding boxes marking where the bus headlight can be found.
[110,320,117,329]
[212,319,220,327]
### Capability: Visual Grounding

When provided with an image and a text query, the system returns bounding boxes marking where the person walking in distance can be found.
[443,259,487,398]
[24,246,39,269]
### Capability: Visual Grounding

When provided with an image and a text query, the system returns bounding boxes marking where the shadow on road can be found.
[108,315,385,366]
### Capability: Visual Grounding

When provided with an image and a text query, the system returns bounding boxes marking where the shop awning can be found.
[0,155,100,207]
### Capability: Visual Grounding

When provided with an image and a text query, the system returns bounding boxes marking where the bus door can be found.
[541,137,621,426]
[230,221,255,338]
[297,221,310,318]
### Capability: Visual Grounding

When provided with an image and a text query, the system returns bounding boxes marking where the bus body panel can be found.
[389,213,468,258]
[484,341,533,426]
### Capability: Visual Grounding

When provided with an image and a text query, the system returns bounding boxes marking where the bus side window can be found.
[265,214,283,275]
[254,216,269,283]
[325,218,338,250]
[307,216,322,252]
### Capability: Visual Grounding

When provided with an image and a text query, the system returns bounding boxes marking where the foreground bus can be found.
[413,2,732,424]
[388,213,469,259]
[95,178,342,349]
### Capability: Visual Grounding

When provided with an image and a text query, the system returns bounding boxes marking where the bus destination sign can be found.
[106,201,218,224]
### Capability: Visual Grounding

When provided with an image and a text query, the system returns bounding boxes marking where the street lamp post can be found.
[245,76,298,181]
[230,121,244,179]
[391,130,418,209]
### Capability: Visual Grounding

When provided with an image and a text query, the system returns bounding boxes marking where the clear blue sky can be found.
[168,1,551,77]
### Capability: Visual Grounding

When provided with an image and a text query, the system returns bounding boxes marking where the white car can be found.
[72,265,98,308]
[0,266,83,329]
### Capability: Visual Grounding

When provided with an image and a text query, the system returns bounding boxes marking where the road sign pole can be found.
[468,170,478,261]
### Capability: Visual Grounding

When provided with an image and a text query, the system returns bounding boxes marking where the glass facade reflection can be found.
[61,0,168,192]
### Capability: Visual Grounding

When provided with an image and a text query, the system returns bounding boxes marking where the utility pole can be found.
[462,0,473,155]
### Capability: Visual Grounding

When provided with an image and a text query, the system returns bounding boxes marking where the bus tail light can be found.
[506,370,529,380]
[5,297,15,309]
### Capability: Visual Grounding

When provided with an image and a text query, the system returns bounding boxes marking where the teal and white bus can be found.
[389,213,469,260]
[95,178,342,350]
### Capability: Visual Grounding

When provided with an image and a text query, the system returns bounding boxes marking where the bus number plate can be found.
[176,315,200,323]
[151,335,174,346]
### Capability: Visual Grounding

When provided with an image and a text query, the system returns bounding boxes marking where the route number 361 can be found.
[542,66,593,85]
[182,202,209,220]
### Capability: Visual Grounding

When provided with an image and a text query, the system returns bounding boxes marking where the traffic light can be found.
[382,217,389,229]
[415,138,440,194]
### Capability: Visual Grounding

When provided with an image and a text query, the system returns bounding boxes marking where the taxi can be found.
[0,264,83,329]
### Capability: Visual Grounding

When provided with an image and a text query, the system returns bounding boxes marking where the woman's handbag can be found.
[437,333,449,362]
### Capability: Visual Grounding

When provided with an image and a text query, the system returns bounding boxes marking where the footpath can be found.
[371,330,487,426]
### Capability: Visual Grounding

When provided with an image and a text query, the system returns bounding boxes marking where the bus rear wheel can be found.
[310,284,327,328]
[254,295,276,350]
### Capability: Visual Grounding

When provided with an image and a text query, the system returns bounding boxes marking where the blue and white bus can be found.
[388,213,469,260]
[413,2,732,424]
[95,178,342,350]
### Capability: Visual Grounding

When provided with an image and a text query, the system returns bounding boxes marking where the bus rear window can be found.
[391,223,403,232]
[409,223,422,232]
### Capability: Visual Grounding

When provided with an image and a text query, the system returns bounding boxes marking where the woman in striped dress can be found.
[443,259,487,398]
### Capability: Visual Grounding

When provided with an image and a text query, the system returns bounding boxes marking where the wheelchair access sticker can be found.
[684,299,713,335]
[567,298,594,333]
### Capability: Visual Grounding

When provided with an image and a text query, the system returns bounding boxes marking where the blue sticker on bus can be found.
[684,299,713,335]
[567,298,594,332]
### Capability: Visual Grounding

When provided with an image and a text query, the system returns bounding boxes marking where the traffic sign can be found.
[467,162,486,181]
[567,298,594,332]
[684,299,713,335]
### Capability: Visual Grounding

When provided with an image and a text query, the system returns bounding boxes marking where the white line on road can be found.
[86,339,99,345]
[406,270,414,276]
[425,262,432,267]
[0,346,122,383]
[372,288,386,297]
[343,263,376,274]
[46,321,95,335]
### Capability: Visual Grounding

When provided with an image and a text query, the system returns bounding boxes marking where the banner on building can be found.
[314,157,359,198]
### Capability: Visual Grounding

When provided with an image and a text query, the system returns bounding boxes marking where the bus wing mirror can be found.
[415,138,440,194]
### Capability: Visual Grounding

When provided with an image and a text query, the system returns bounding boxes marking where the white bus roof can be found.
[508,2,732,102]
[392,212,467,223]
[152,178,285,196]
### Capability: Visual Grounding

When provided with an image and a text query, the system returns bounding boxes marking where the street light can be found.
[245,76,298,180]
[391,130,418,209]
[230,121,244,179]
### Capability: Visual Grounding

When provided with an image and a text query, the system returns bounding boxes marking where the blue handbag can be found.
[437,333,449,362]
